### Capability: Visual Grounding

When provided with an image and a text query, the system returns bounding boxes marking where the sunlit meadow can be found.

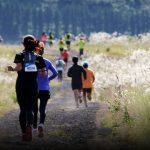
[85,32,150,148]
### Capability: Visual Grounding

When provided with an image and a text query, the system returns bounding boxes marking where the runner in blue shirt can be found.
[33,41,58,137]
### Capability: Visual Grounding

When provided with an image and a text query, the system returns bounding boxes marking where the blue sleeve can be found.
[47,60,58,81]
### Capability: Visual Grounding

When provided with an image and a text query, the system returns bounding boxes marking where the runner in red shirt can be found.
[61,48,69,68]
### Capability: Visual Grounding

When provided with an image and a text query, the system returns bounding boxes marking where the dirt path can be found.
[0,45,131,150]
[0,77,106,150]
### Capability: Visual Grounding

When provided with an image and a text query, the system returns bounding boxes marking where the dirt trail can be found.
[0,45,128,150]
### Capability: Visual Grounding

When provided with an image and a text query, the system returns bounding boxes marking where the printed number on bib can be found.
[25,63,37,72]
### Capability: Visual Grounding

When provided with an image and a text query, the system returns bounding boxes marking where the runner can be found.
[55,58,65,82]
[41,32,47,45]
[77,38,85,60]
[0,35,3,43]
[61,48,69,68]
[82,62,95,107]
[65,32,72,51]
[58,38,65,56]
[48,32,54,47]
[33,41,58,137]
[67,56,86,108]
[7,35,46,141]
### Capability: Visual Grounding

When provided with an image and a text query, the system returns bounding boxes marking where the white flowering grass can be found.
[87,47,150,146]
[88,32,150,51]
[88,49,150,90]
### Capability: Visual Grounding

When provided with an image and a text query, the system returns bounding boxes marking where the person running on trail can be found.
[7,35,46,142]
[48,32,54,47]
[33,41,58,137]
[0,35,3,43]
[65,32,72,51]
[77,38,85,60]
[61,48,69,68]
[41,32,47,45]
[67,56,86,108]
[58,38,65,56]
[79,32,87,41]
[82,62,95,107]
[55,57,65,81]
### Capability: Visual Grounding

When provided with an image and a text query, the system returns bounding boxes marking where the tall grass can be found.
[0,44,21,116]
[0,44,21,60]
[86,35,150,147]
[98,85,150,139]
[73,32,150,147]
[72,43,128,56]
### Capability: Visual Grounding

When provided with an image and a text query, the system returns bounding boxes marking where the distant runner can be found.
[48,32,54,47]
[77,38,85,59]
[58,38,65,56]
[0,35,3,43]
[65,32,72,51]
[67,56,86,108]
[61,48,69,68]
[41,32,47,45]
[82,62,95,107]
[55,58,65,81]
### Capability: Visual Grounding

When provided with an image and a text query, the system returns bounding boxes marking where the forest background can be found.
[0,0,149,42]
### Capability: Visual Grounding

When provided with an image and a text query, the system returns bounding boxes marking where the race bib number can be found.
[24,63,37,72]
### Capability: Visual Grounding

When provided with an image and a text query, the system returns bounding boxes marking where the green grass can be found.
[0,44,19,116]
[98,86,150,148]
[0,79,17,116]
[72,42,129,56]
[0,44,21,60]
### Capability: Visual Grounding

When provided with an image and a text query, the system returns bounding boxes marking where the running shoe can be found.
[38,124,44,137]
[25,125,32,141]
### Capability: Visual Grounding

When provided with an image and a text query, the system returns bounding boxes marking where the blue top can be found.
[38,58,58,91]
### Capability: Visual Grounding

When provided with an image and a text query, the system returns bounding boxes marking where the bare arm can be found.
[67,68,72,77]
[92,72,95,82]
[82,68,86,80]
[7,63,22,72]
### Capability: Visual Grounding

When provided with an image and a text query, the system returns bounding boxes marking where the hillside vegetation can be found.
[0,0,150,41]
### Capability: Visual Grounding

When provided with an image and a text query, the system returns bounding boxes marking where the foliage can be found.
[0,0,150,41]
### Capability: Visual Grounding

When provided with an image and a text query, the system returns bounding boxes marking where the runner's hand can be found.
[7,65,14,71]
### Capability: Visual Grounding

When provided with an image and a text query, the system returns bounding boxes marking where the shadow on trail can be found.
[0,102,104,150]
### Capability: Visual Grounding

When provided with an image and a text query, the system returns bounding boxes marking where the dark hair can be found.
[83,62,88,68]
[23,35,38,51]
[72,56,78,63]
[39,48,44,56]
